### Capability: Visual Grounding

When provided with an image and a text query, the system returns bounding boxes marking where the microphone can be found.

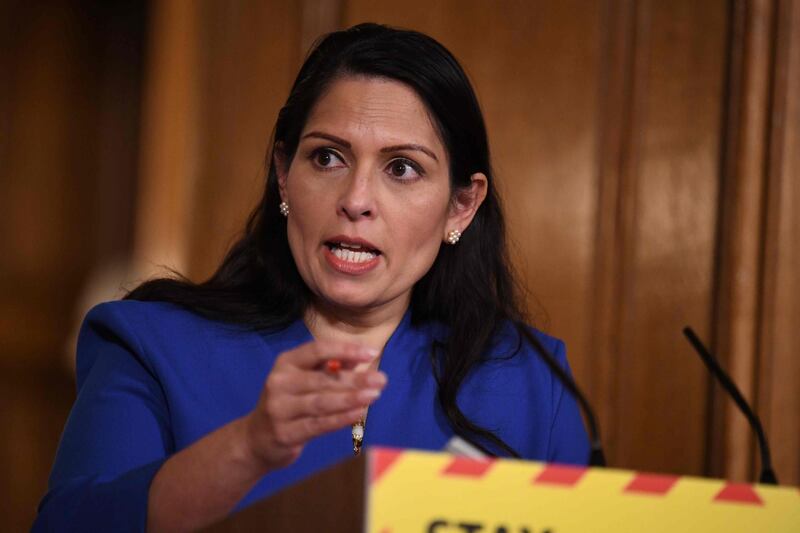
[682,326,778,485]
[518,326,606,467]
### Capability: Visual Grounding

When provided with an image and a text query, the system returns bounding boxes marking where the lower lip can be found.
[323,247,381,275]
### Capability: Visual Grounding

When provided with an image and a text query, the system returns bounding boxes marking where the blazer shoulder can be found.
[76,300,238,381]
[83,300,223,346]
[86,299,211,330]
[489,320,566,364]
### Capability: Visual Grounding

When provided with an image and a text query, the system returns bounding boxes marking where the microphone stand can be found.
[682,326,778,485]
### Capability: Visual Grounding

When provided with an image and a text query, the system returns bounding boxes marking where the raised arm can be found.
[147,340,384,532]
[34,310,385,532]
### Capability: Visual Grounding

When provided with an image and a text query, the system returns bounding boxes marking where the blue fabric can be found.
[34,301,589,531]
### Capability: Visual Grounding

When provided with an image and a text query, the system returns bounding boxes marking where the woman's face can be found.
[277,76,485,317]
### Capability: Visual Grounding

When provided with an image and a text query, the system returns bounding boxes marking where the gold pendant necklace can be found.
[351,354,381,456]
[352,418,365,455]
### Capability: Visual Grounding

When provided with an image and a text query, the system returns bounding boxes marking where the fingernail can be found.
[366,373,387,387]
[361,347,380,358]
[359,389,381,401]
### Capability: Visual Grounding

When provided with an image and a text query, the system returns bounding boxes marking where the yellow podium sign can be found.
[366,447,800,532]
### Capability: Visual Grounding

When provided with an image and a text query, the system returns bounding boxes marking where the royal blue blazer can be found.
[33,301,589,531]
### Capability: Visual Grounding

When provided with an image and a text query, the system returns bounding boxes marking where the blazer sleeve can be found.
[546,339,591,466]
[33,304,173,532]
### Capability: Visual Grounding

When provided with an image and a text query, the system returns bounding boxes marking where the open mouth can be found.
[324,241,382,264]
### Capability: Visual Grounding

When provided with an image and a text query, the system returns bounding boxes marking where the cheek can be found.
[283,189,326,280]
[284,222,310,284]
[284,175,327,248]
[388,193,449,270]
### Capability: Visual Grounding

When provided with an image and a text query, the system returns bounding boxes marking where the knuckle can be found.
[349,391,363,405]
[268,372,289,390]
[264,396,283,418]
[322,394,339,412]
[330,393,345,410]
[341,373,360,389]
[309,394,325,413]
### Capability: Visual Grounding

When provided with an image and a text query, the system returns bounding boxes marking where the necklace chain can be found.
[352,418,365,455]
[351,356,380,456]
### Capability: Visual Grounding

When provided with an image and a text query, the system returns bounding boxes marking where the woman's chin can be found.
[313,282,406,316]
[319,291,380,312]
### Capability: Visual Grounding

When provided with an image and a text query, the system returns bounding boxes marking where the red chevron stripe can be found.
[624,473,679,495]
[441,457,495,477]
[533,464,587,487]
[370,448,403,484]
[714,483,764,505]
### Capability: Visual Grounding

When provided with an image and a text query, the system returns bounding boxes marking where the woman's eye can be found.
[311,149,345,169]
[386,159,422,180]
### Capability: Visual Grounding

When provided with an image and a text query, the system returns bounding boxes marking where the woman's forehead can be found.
[302,77,445,156]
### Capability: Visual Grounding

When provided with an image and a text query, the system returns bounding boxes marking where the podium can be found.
[207,446,800,532]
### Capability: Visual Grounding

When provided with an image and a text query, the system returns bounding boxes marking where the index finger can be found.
[280,339,379,370]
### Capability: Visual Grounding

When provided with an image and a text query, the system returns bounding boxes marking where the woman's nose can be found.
[338,170,376,220]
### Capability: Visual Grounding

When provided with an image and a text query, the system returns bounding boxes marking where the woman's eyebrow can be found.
[301,131,438,162]
[301,131,351,148]
[381,144,438,162]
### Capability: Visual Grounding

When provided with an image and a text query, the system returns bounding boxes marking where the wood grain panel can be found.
[612,0,728,475]
[757,0,800,486]
[0,1,144,366]
[0,2,145,529]
[300,0,344,55]
[0,3,92,283]
[134,0,203,278]
[132,1,314,282]
[185,0,304,280]
[711,0,775,482]
[587,0,637,466]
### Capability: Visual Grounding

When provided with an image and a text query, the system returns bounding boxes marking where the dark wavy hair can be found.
[127,23,530,457]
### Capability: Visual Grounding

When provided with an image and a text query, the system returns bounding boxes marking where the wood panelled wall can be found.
[0,1,146,529]
[753,0,800,484]
[2,0,797,529]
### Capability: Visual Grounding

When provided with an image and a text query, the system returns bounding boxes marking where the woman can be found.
[35,23,588,531]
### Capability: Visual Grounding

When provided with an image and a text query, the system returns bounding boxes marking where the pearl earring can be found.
[446,229,461,245]
[279,201,289,217]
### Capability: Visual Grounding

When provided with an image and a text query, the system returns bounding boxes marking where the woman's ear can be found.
[446,172,488,234]
[273,143,289,202]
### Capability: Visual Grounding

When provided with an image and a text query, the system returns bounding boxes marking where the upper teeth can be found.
[332,248,376,263]
[339,242,362,250]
